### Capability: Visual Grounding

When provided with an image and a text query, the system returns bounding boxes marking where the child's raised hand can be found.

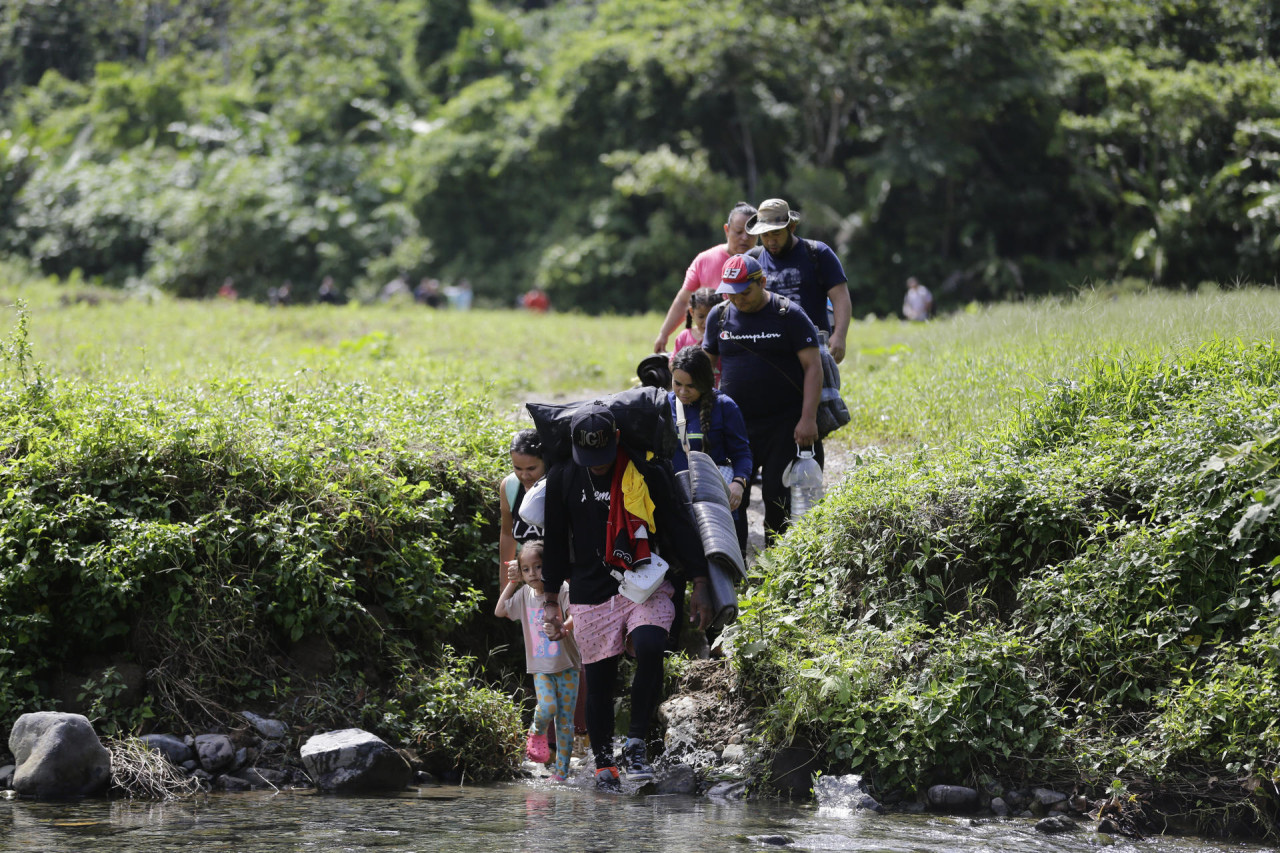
[506,560,520,584]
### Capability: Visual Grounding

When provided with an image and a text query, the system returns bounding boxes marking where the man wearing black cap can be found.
[540,403,713,790]
[703,254,823,545]
[746,198,853,364]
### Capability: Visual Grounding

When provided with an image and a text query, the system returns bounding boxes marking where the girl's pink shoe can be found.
[549,773,567,783]
[526,732,550,763]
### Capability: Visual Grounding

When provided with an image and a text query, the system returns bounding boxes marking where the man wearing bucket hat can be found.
[541,403,713,790]
[746,198,852,364]
[703,254,824,546]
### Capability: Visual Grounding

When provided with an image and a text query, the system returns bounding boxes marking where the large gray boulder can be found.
[300,729,411,793]
[193,734,236,774]
[9,712,111,798]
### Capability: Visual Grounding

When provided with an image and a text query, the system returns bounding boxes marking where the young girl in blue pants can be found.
[495,540,581,781]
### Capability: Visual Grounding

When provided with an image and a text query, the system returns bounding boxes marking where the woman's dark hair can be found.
[510,428,543,458]
[685,287,720,328]
[671,345,716,432]
[727,201,757,224]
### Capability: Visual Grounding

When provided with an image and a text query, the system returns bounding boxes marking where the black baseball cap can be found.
[569,402,617,467]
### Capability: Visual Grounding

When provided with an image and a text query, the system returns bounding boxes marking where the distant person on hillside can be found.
[652,202,758,354]
[746,198,852,363]
[522,288,550,312]
[446,279,473,311]
[269,280,292,307]
[317,276,346,305]
[495,539,581,782]
[703,254,823,545]
[903,276,934,321]
[415,278,444,308]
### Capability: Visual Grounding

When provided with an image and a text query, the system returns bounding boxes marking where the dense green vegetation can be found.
[3,270,1280,831]
[736,338,1280,834]
[2,1,1277,314]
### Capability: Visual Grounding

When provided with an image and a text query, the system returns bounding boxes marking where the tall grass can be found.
[9,268,1278,446]
[843,286,1280,449]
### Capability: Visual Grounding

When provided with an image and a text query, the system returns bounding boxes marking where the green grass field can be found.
[7,268,1279,453]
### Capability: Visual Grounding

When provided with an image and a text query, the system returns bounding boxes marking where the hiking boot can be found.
[621,738,654,783]
[594,765,621,792]
[526,732,550,764]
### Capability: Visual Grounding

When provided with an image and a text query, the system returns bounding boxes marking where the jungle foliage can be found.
[733,338,1280,832]
[0,303,523,779]
[1,0,1277,313]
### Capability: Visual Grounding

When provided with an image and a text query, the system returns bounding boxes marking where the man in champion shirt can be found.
[702,254,823,545]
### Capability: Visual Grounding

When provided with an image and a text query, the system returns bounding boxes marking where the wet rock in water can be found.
[0,764,14,789]
[194,734,236,774]
[1033,787,1069,808]
[230,767,289,789]
[748,835,793,846]
[990,796,1010,817]
[216,774,252,792]
[9,712,111,798]
[655,763,697,795]
[706,779,749,801]
[301,729,412,793]
[927,785,979,811]
[1035,814,1078,834]
[815,774,883,813]
[1002,788,1029,809]
[240,711,289,741]
[140,734,194,766]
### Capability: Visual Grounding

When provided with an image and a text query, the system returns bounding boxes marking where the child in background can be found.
[495,540,581,782]
[671,287,719,354]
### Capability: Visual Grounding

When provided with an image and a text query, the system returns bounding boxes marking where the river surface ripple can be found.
[2,782,1276,853]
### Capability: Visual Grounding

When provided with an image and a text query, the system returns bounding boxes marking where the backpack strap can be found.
[503,472,519,510]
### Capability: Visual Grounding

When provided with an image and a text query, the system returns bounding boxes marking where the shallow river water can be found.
[3,782,1277,853]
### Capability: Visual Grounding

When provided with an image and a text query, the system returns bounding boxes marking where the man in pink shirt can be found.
[652,201,758,353]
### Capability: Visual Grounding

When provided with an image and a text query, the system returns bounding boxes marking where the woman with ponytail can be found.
[668,346,752,549]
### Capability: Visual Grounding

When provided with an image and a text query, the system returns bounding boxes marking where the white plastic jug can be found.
[788,445,824,521]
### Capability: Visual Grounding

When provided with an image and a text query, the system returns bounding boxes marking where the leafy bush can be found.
[378,650,524,782]
[0,307,517,742]
[733,339,1280,814]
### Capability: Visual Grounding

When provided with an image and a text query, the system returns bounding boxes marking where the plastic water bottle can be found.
[789,445,824,521]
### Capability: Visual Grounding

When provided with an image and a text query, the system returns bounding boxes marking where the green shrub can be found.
[734,339,1280,803]
[0,309,513,739]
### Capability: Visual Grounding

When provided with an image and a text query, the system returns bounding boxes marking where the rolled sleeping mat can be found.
[676,469,691,504]
[692,499,747,581]
[685,451,731,508]
[706,557,738,630]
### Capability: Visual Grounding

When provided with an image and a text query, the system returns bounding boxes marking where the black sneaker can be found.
[595,765,621,791]
[621,738,654,783]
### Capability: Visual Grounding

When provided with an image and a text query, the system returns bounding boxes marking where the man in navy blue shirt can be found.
[703,254,823,544]
[746,198,853,363]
